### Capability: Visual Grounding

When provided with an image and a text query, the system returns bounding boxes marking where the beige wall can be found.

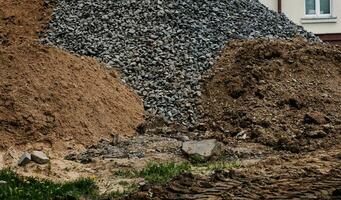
[259,0,341,34]
[259,0,278,11]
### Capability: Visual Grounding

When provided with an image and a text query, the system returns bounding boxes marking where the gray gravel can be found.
[44,0,318,125]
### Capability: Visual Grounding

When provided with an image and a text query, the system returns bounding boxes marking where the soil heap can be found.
[0,0,144,150]
[45,0,318,125]
[201,39,341,152]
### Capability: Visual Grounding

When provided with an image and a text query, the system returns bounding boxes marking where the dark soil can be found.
[200,39,341,152]
[0,0,144,150]
[127,148,341,200]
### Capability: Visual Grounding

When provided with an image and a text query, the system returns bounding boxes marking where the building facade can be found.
[259,0,341,44]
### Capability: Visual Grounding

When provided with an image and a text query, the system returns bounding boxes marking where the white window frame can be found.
[305,0,332,18]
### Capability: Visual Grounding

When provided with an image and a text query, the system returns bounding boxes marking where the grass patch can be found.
[204,161,241,171]
[113,169,138,178]
[108,184,138,198]
[191,161,241,175]
[140,162,190,184]
[0,169,98,200]
[114,162,191,184]
[188,154,207,164]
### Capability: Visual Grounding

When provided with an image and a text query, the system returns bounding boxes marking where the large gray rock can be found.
[182,139,222,160]
[18,152,31,166]
[31,151,50,164]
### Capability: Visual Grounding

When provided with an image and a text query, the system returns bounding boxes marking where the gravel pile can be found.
[45,0,318,125]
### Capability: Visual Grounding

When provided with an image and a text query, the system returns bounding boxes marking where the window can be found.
[305,0,331,17]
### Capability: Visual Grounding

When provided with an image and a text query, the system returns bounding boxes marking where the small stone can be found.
[18,152,31,166]
[303,112,326,125]
[305,130,328,139]
[236,130,248,140]
[139,181,151,191]
[182,139,222,160]
[31,151,50,164]
[178,135,190,142]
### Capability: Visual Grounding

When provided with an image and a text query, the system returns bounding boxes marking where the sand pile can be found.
[0,0,144,150]
[201,39,341,152]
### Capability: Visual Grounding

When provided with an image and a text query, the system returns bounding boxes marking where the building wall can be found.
[259,0,341,34]
[259,0,278,11]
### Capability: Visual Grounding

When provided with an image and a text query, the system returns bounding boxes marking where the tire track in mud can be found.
[127,151,341,200]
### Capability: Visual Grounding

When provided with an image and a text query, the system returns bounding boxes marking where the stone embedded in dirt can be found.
[177,135,190,142]
[303,112,327,125]
[31,151,50,164]
[182,139,223,160]
[305,130,328,139]
[236,130,248,140]
[18,152,31,166]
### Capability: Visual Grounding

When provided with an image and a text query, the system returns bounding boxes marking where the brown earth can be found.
[1,0,341,198]
[0,0,144,151]
[128,148,341,200]
[200,39,341,152]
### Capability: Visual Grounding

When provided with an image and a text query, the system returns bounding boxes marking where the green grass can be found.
[108,184,138,198]
[139,162,190,184]
[114,162,191,184]
[188,154,207,164]
[113,169,138,178]
[0,169,99,200]
[203,161,241,171]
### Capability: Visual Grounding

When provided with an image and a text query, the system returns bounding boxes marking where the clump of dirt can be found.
[200,39,341,152]
[0,0,144,150]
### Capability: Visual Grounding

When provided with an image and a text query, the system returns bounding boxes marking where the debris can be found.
[31,151,50,164]
[18,152,31,166]
[303,112,327,125]
[182,139,223,160]
[177,135,190,142]
[305,130,328,139]
[236,130,248,140]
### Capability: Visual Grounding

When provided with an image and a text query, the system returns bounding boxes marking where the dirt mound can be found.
[0,0,144,150]
[200,39,341,152]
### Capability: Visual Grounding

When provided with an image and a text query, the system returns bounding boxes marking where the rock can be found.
[139,181,151,191]
[177,135,190,142]
[236,130,248,140]
[18,152,31,166]
[31,151,50,164]
[182,139,222,160]
[303,112,326,125]
[305,130,328,139]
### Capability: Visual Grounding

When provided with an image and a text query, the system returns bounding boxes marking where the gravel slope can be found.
[45,0,318,125]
